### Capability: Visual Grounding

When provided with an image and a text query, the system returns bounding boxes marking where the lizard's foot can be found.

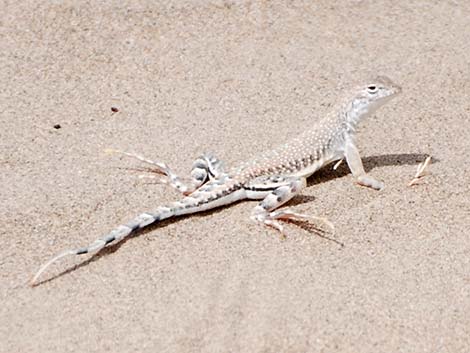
[270,209,334,230]
[251,208,334,235]
[105,148,193,194]
[356,175,384,190]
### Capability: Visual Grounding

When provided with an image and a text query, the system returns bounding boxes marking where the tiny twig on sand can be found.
[408,156,432,186]
[333,159,343,170]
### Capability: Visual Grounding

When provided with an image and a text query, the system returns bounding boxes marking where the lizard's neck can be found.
[343,99,377,131]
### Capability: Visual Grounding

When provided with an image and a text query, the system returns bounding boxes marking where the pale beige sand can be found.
[1,1,470,352]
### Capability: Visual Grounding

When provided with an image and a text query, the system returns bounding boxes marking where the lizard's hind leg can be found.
[246,175,333,234]
[190,152,226,186]
[106,149,225,195]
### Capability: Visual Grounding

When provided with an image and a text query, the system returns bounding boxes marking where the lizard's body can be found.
[31,76,401,285]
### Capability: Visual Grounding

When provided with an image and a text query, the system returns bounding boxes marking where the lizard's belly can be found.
[290,154,339,179]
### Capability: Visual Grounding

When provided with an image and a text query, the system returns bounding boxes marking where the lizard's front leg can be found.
[246,176,331,234]
[344,141,384,190]
[108,150,225,195]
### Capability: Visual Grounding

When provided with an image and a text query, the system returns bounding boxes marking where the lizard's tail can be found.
[30,207,173,286]
[31,182,244,286]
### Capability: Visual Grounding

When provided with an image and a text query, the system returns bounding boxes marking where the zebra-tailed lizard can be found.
[31,76,402,285]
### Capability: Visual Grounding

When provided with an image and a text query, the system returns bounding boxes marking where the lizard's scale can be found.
[31,76,402,286]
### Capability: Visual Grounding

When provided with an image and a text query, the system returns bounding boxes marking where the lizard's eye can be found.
[367,85,378,94]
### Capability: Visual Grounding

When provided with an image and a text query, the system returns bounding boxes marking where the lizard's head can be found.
[348,76,402,121]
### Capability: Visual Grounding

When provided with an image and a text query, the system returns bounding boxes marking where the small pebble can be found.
[53,124,61,129]
[111,107,119,113]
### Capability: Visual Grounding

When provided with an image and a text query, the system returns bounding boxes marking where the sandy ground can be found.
[1,1,470,352]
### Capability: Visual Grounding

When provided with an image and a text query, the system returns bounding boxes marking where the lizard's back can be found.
[233,110,348,182]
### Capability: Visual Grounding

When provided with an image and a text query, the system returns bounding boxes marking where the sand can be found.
[1,1,470,352]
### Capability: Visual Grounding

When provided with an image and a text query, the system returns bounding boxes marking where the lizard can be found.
[31,76,402,286]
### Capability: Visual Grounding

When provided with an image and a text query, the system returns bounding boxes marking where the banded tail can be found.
[31,180,244,286]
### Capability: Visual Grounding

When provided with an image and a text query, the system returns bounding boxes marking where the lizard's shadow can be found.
[308,153,435,186]
[34,152,432,286]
